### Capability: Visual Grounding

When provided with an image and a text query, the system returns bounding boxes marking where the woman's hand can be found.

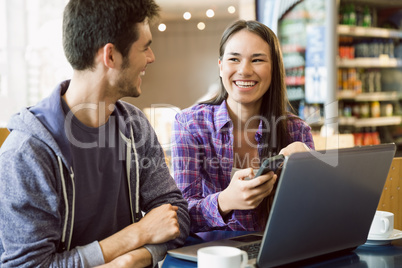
[218,168,277,216]
[279,141,310,157]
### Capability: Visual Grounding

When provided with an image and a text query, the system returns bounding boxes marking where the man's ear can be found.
[102,43,121,69]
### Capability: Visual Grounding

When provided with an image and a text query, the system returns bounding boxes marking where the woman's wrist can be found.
[218,190,232,216]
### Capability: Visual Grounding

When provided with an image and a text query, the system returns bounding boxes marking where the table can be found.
[162,231,402,267]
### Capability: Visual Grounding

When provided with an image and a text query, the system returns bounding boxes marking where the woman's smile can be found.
[219,29,272,108]
[233,80,258,91]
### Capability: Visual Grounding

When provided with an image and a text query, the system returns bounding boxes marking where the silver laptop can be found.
[168,144,396,267]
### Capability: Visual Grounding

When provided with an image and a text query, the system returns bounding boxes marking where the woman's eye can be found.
[253,59,264,62]
[228,58,239,62]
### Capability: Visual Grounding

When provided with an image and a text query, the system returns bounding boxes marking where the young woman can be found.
[171,20,314,233]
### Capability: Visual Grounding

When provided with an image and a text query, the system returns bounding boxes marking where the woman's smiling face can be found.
[219,29,272,109]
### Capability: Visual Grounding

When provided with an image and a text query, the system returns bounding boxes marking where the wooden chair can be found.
[0,128,10,147]
[377,157,402,230]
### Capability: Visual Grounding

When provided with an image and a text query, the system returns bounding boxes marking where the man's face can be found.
[116,21,155,98]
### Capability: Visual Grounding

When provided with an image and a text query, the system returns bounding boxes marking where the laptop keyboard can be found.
[238,242,261,259]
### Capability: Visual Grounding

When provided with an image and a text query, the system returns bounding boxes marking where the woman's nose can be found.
[238,61,252,76]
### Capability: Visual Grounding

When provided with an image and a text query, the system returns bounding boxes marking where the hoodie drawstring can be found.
[57,156,76,251]
[67,167,75,250]
[57,156,69,247]
[122,128,141,223]
[130,127,141,222]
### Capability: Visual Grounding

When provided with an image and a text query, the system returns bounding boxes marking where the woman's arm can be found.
[171,115,275,232]
[171,116,229,232]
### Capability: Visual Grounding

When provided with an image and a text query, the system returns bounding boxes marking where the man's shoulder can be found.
[0,128,56,176]
[114,101,150,126]
[115,100,143,116]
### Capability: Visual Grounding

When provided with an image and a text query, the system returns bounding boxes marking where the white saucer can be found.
[365,229,402,246]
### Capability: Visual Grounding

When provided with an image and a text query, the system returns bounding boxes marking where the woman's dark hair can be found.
[203,20,291,159]
[63,0,160,70]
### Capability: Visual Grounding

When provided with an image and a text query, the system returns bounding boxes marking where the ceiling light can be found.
[197,22,206,30]
[183,12,191,20]
[158,23,167,32]
[228,6,236,14]
[206,9,215,18]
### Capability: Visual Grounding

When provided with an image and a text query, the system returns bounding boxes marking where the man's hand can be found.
[99,204,180,263]
[137,204,180,244]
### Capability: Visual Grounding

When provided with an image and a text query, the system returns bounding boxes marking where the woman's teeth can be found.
[235,81,256,88]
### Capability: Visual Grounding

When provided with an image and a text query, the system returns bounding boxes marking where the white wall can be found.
[0,0,27,126]
[126,18,237,111]
[126,0,256,111]
[0,0,256,125]
[0,0,70,126]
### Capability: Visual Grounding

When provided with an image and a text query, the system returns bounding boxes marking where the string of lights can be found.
[157,5,237,32]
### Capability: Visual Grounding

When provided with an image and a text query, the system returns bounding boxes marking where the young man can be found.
[0,0,190,267]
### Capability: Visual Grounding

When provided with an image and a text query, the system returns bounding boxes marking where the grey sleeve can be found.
[143,244,168,267]
[76,242,105,267]
[0,135,84,267]
[132,112,190,266]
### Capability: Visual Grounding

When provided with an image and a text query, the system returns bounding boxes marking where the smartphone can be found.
[254,154,285,178]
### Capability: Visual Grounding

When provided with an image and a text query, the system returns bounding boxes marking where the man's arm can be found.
[0,134,85,267]
[123,106,190,266]
[95,247,152,268]
[98,204,180,263]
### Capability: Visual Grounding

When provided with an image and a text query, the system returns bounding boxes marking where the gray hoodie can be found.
[0,80,190,267]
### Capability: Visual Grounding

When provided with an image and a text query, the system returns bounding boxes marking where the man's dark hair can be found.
[63,0,160,70]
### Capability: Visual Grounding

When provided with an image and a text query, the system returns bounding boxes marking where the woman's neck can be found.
[226,99,261,130]
[227,99,262,169]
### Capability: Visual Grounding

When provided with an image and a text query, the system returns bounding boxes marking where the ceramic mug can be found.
[197,246,248,268]
[359,254,394,268]
[368,211,394,239]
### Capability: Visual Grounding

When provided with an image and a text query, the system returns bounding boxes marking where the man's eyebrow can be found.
[145,40,152,48]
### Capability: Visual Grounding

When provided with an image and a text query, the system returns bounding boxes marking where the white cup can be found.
[359,254,394,268]
[368,211,394,239]
[197,246,248,268]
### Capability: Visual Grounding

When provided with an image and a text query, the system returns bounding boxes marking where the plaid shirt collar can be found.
[214,100,263,142]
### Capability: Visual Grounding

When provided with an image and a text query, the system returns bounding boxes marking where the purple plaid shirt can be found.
[171,101,314,233]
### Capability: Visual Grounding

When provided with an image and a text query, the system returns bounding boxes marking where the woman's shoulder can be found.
[175,103,230,136]
[177,103,220,123]
[286,112,312,130]
[286,112,307,123]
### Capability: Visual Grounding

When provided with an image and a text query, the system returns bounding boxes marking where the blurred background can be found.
[0,0,252,124]
[1,0,402,154]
